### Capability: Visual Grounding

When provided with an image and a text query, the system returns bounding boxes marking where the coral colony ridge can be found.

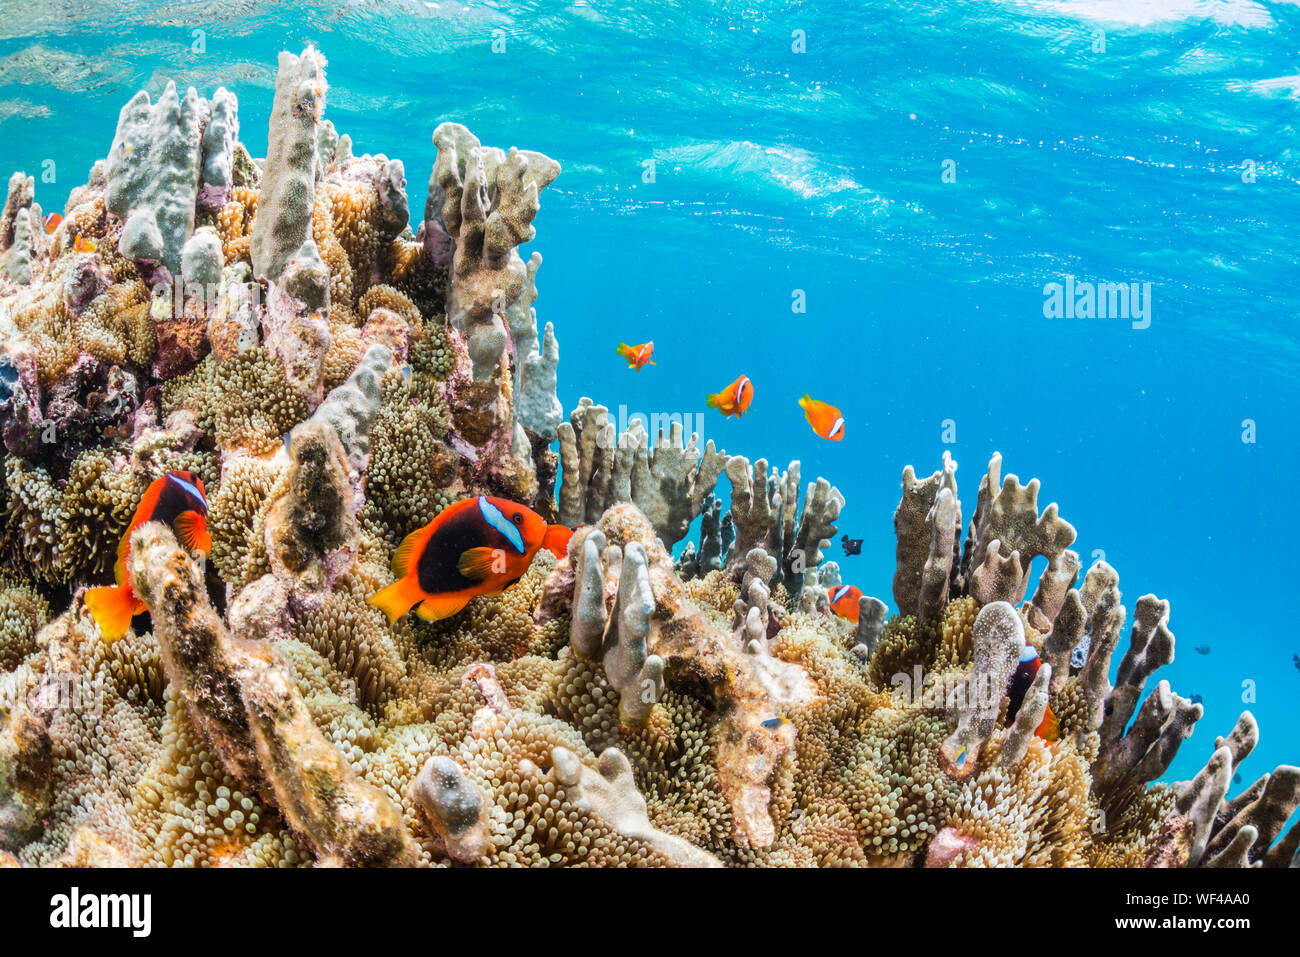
[0,46,1293,870]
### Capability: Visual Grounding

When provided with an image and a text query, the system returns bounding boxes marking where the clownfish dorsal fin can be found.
[457,547,499,581]
[134,476,166,522]
[113,531,131,587]
[391,524,435,579]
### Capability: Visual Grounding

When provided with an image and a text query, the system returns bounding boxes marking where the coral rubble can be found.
[0,47,1292,870]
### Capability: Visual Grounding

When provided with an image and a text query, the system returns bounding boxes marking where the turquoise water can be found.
[1,0,1296,789]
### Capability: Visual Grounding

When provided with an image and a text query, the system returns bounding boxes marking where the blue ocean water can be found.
[0,0,1295,793]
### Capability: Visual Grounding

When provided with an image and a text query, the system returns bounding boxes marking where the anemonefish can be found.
[367,496,573,624]
[706,374,754,418]
[74,233,96,253]
[615,341,656,371]
[828,584,864,622]
[799,393,845,441]
[85,470,211,643]
[1004,645,1060,742]
[42,212,62,234]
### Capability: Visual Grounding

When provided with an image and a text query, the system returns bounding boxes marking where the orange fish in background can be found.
[85,470,211,642]
[799,392,845,441]
[615,340,656,371]
[828,584,864,622]
[368,496,573,624]
[73,233,96,253]
[706,374,754,418]
[42,212,62,234]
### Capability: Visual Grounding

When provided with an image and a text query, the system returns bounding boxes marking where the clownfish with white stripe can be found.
[85,470,211,642]
[367,497,573,623]
[828,584,864,622]
[615,340,656,371]
[706,374,754,418]
[799,393,845,441]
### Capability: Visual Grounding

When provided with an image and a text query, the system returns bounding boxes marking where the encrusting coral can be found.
[0,46,1293,870]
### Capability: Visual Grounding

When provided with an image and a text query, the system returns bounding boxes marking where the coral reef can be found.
[0,45,1292,871]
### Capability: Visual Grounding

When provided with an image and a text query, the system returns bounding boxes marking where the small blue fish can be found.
[1190,693,1203,706]
[1233,772,1242,786]
[761,717,788,730]
[400,364,412,384]
[1194,645,1211,656]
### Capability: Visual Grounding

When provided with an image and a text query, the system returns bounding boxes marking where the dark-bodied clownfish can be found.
[367,496,573,624]
[85,470,211,643]
[1004,645,1060,742]
[615,340,656,371]
[799,393,845,441]
[706,374,754,418]
[828,584,864,622]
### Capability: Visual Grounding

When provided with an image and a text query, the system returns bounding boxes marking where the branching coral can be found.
[722,453,843,594]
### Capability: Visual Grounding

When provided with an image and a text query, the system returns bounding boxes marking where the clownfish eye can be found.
[512,513,524,525]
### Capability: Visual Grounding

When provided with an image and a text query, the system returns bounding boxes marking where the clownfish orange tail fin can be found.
[705,392,721,408]
[615,342,633,358]
[367,575,427,625]
[85,584,140,643]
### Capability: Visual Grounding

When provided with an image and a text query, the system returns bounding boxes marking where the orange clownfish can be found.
[1005,645,1060,743]
[615,341,656,371]
[828,584,864,622]
[74,233,96,253]
[706,374,754,418]
[367,496,573,624]
[85,470,211,642]
[799,393,845,441]
[42,212,62,234]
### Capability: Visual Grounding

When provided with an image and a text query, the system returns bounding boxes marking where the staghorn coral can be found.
[721,453,843,595]
[0,46,1292,874]
[558,397,727,548]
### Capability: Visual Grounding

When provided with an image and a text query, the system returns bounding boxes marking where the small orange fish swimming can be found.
[799,392,845,441]
[74,233,96,253]
[85,470,211,642]
[368,496,573,623]
[706,374,754,418]
[615,341,656,371]
[828,584,864,622]
[42,212,62,234]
